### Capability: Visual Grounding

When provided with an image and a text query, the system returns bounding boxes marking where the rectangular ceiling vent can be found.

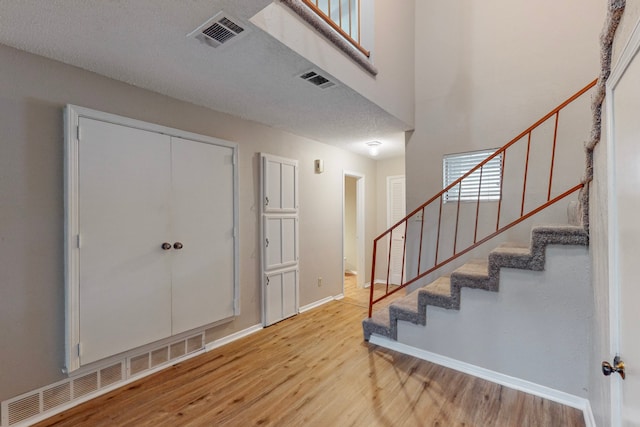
[188,12,247,49]
[299,70,336,89]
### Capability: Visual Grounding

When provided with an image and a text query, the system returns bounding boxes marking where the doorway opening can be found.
[343,171,365,297]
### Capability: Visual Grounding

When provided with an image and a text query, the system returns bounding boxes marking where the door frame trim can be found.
[606,15,640,427]
[343,171,365,289]
[64,105,239,373]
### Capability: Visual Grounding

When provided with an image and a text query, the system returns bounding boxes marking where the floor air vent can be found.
[299,70,336,89]
[1,333,204,426]
[188,12,247,48]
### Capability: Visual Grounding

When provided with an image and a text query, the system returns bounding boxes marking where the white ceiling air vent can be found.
[299,70,336,89]
[188,12,247,48]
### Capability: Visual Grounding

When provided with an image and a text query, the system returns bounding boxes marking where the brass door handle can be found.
[602,356,625,380]
[161,242,172,250]
[173,242,183,250]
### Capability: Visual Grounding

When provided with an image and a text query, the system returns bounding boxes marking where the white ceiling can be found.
[0,0,408,159]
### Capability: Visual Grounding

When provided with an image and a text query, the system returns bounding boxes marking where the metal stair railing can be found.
[368,79,597,317]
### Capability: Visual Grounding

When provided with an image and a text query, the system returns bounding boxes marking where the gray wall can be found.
[399,246,592,397]
[0,43,380,401]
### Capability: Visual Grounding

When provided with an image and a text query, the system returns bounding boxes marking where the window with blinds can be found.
[443,149,502,203]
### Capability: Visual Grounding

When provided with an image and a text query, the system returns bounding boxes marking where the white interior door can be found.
[608,24,640,426]
[78,118,172,365]
[170,137,235,335]
[388,176,406,285]
[261,154,299,326]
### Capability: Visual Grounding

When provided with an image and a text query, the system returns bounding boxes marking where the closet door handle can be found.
[161,242,172,250]
[173,242,183,250]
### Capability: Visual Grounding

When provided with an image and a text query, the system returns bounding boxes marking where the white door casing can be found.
[607,17,640,426]
[388,175,406,285]
[343,171,365,288]
[261,154,299,326]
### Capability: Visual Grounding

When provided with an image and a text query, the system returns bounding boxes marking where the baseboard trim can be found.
[299,295,342,313]
[363,279,385,289]
[205,324,263,352]
[368,335,594,426]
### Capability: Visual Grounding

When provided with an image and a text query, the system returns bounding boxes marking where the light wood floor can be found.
[36,277,585,427]
[341,272,406,309]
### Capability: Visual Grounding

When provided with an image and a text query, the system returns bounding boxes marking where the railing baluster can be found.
[474,166,484,243]
[400,220,407,286]
[369,238,378,317]
[453,182,462,255]
[548,111,560,201]
[435,196,443,266]
[496,151,506,231]
[417,207,425,277]
[521,132,532,216]
[348,0,352,39]
[386,231,392,293]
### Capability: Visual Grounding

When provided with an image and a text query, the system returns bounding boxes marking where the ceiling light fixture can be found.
[366,141,382,157]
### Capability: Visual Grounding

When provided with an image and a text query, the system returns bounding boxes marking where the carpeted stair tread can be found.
[493,242,530,255]
[452,259,488,278]
[362,223,589,342]
[422,275,452,297]
[532,224,589,246]
[391,289,420,311]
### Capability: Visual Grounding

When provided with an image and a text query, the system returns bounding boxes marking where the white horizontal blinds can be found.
[443,149,502,203]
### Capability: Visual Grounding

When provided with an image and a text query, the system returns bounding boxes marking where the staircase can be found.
[362,79,597,351]
[362,224,588,341]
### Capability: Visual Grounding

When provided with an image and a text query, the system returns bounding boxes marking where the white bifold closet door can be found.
[76,117,235,366]
[78,118,173,365]
[261,154,299,326]
[170,137,235,335]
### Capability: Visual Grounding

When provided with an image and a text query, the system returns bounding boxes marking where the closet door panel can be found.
[281,269,298,319]
[280,163,297,210]
[170,137,235,335]
[265,158,282,211]
[281,217,297,265]
[78,118,172,365]
[264,217,283,269]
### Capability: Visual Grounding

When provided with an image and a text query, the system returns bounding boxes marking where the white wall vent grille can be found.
[129,354,150,376]
[42,384,71,412]
[151,347,169,368]
[73,372,98,398]
[0,333,205,426]
[188,12,247,49]
[99,363,124,388]
[299,70,336,89]
[7,394,39,426]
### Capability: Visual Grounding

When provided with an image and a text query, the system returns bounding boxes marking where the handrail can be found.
[368,79,597,317]
[301,0,370,57]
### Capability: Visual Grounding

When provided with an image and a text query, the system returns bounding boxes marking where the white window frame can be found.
[443,148,502,203]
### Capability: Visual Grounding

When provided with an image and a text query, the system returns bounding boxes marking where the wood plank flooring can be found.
[35,277,585,427]
[341,272,406,309]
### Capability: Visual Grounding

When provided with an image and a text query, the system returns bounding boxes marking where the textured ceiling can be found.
[0,0,407,159]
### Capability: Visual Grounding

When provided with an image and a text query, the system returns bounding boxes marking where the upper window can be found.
[443,149,502,203]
